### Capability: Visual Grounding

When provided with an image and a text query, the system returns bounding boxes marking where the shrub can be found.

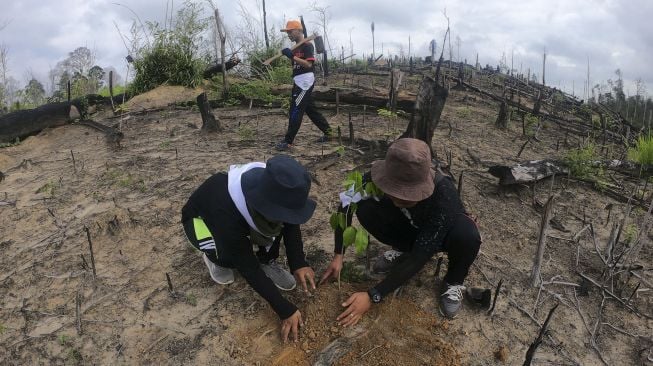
[129,2,209,94]
[628,135,653,166]
[564,142,602,179]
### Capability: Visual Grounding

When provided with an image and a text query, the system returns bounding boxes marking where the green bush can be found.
[628,135,653,166]
[129,2,209,94]
[564,142,602,179]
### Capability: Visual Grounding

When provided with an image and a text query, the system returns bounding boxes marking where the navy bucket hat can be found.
[241,155,316,224]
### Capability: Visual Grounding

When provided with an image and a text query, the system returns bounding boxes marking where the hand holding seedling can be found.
[294,266,316,292]
[281,310,303,343]
[336,292,370,327]
[319,254,343,285]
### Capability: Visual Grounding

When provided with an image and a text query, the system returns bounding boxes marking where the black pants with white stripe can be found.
[182,219,280,268]
[283,84,331,144]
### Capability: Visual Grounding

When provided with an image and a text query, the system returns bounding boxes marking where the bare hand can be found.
[281,310,303,343]
[294,266,316,292]
[319,254,343,286]
[336,292,371,327]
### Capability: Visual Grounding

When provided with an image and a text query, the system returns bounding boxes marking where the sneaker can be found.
[315,135,330,143]
[203,254,234,285]
[261,261,296,291]
[372,250,406,274]
[275,141,293,151]
[439,283,465,319]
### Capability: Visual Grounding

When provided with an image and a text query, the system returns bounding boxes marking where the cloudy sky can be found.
[1,0,651,98]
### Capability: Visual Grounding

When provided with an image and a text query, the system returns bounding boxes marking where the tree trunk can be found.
[197,92,221,132]
[0,102,79,143]
[530,195,554,287]
[495,100,510,129]
[400,76,448,150]
[262,0,269,49]
[213,9,228,99]
[202,57,240,79]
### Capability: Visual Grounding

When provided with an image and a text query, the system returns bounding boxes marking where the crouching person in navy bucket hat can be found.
[181,155,317,342]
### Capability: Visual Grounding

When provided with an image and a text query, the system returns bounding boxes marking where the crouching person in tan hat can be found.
[181,155,317,342]
[320,138,481,322]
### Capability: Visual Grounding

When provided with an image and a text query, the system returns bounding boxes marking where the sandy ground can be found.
[1,79,652,365]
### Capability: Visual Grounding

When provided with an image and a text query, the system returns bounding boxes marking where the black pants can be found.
[283,84,331,144]
[356,197,481,285]
[182,218,280,268]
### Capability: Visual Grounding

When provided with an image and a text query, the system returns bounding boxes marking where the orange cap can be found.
[281,20,303,32]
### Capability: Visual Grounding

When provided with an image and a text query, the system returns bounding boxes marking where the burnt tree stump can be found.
[495,100,510,129]
[401,76,448,151]
[197,92,222,132]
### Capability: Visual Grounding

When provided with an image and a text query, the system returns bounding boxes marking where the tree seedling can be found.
[329,171,383,289]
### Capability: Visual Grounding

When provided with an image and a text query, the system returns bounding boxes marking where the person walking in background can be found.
[275,19,331,151]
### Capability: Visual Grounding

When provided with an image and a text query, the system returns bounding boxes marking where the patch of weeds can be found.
[340,262,368,283]
[564,142,603,179]
[377,108,398,119]
[159,140,172,149]
[456,106,471,119]
[59,334,71,346]
[102,169,147,192]
[623,223,638,245]
[0,137,21,148]
[37,180,60,196]
[335,145,346,157]
[66,348,82,365]
[628,135,653,166]
[185,293,198,306]
[237,125,255,140]
[524,113,539,136]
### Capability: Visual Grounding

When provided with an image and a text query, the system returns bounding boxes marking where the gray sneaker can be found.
[261,261,296,291]
[439,283,465,319]
[372,250,406,274]
[203,254,234,285]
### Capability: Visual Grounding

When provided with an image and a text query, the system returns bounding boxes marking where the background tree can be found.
[22,78,45,106]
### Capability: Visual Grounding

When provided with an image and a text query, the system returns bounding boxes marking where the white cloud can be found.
[0,0,651,95]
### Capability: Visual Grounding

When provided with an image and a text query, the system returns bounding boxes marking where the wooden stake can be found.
[487,279,503,316]
[457,170,464,199]
[84,226,97,279]
[335,89,340,116]
[348,112,354,146]
[530,196,554,287]
[70,150,76,173]
[523,303,559,366]
[75,291,82,335]
[337,126,342,145]
[166,272,174,293]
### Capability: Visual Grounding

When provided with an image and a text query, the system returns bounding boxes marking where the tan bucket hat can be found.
[371,138,435,201]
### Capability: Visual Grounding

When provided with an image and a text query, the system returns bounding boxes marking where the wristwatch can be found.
[367,288,382,303]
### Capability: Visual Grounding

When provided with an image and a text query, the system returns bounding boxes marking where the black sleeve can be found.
[282,224,309,272]
[208,220,297,319]
[373,249,432,297]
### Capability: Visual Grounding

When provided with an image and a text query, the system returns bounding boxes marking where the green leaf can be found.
[343,226,357,247]
[342,179,355,188]
[329,212,340,231]
[338,212,347,230]
[354,227,369,254]
[349,202,358,215]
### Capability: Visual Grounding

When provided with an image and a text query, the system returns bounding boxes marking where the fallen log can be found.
[202,56,241,79]
[488,159,568,185]
[0,102,80,143]
[77,120,124,145]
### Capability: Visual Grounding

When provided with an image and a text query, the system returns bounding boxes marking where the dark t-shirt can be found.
[292,42,316,77]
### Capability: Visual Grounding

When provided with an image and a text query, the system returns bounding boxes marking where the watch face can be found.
[373,294,381,303]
